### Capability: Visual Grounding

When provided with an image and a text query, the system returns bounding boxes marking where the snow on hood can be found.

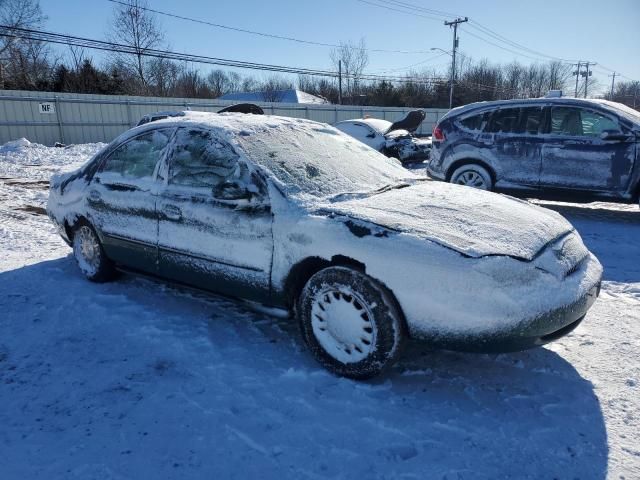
[323,182,574,260]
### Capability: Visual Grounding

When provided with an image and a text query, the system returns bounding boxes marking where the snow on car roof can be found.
[441,97,640,125]
[336,118,393,134]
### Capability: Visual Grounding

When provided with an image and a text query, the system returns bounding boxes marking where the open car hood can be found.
[325,182,573,260]
[385,110,426,134]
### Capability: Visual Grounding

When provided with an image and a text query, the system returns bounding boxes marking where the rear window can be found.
[458,111,491,132]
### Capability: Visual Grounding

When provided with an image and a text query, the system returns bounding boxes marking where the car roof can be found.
[118,111,334,145]
[442,97,640,124]
[336,118,392,133]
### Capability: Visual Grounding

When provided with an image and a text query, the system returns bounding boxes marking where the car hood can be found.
[322,182,574,260]
[386,110,426,134]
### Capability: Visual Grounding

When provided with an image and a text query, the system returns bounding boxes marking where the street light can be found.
[430,47,452,56]
[431,47,456,109]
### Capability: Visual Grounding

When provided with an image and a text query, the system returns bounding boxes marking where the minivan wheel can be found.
[298,266,406,379]
[72,222,116,282]
[450,164,493,191]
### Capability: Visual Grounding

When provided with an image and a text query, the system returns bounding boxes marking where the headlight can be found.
[534,232,589,279]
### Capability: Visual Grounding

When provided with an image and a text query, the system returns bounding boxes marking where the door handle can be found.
[88,189,101,202]
[162,204,182,221]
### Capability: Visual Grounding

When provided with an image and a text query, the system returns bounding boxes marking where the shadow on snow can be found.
[0,256,608,479]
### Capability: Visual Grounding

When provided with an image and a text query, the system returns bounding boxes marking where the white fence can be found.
[0,89,448,146]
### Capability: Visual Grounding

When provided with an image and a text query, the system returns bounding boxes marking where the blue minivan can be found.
[427,97,640,204]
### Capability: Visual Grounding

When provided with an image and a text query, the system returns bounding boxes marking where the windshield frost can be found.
[234,121,416,201]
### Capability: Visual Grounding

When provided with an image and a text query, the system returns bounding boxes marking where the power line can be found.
[370,52,448,73]
[358,0,638,81]
[0,25,448,85]
[106,0,435,56]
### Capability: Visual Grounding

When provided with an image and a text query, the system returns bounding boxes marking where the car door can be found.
[540,106,635,192]
[484,106,544,186]
[88,128,173,273]
[157,127,273,302]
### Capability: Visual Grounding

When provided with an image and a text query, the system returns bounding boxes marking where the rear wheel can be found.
[298,266,406,379]
[450,164,493,191]
[72,222,116,282]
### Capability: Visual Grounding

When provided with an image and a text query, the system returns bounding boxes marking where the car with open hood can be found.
[335,110,431,164]
[47,112,602,379]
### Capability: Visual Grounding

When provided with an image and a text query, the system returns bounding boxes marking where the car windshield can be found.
[233,119,418,202]
[599,100,640,126]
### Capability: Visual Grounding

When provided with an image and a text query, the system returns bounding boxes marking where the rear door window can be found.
[168,128,239,189]
[487,108,520,133]
[516,107,544,134]
[101,129,172,180]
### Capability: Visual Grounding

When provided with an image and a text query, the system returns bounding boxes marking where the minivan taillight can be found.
[432,125,445,142]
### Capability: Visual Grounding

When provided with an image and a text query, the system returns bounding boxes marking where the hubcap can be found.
[310,287,377,363]
[74,226,101,275]
[455,171,488,189]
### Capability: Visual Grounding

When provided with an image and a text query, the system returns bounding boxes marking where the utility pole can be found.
[581,62,595,98]
[608,72,617,99]
[573,61,581,98]
[338,60,343,105]
[444,16,468,110]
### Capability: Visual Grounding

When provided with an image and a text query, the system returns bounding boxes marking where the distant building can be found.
[218,89,329,105]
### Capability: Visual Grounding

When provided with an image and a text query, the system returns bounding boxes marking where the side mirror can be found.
[366,132,377,139]
[213,180,252,201]
[600,130,633,142]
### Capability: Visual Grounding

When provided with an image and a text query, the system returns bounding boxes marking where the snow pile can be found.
[0,139,105,180]
[0,137,32,151]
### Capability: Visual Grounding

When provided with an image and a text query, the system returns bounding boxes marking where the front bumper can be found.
[432,280,601,353]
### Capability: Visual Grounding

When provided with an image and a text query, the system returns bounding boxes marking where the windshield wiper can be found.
[328,180,422,202]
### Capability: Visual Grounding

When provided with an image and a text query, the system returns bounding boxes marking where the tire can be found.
[71,221,116,282]
[298,266,406,379]
[450,164,493,191]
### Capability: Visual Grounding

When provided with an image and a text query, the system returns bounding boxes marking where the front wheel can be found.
[450,164,493,191]
[298,266,406,379]
[72,222,116,282]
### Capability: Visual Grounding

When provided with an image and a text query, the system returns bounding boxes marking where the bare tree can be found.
[0,0,45,55]
[147,57,179,96]
[67,45,86,71]
[108,0,163,93]
[207,69,229,97]
[0,0,45,87]
[330,38,369,103]
[260,75,292,102]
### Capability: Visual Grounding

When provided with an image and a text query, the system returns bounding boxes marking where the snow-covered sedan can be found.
[47,112,602,379]
[335,110,432,164]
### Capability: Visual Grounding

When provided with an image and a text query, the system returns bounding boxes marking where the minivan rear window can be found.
[458,111,491,132]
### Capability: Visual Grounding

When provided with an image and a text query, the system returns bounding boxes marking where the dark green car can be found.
[47,112,602,379]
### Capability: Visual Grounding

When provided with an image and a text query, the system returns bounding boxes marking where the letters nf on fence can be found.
[38,102,56,114]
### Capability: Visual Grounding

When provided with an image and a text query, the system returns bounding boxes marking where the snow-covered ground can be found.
[0,140,638,479]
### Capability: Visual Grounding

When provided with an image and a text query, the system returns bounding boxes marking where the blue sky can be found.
[41,0,640,95]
